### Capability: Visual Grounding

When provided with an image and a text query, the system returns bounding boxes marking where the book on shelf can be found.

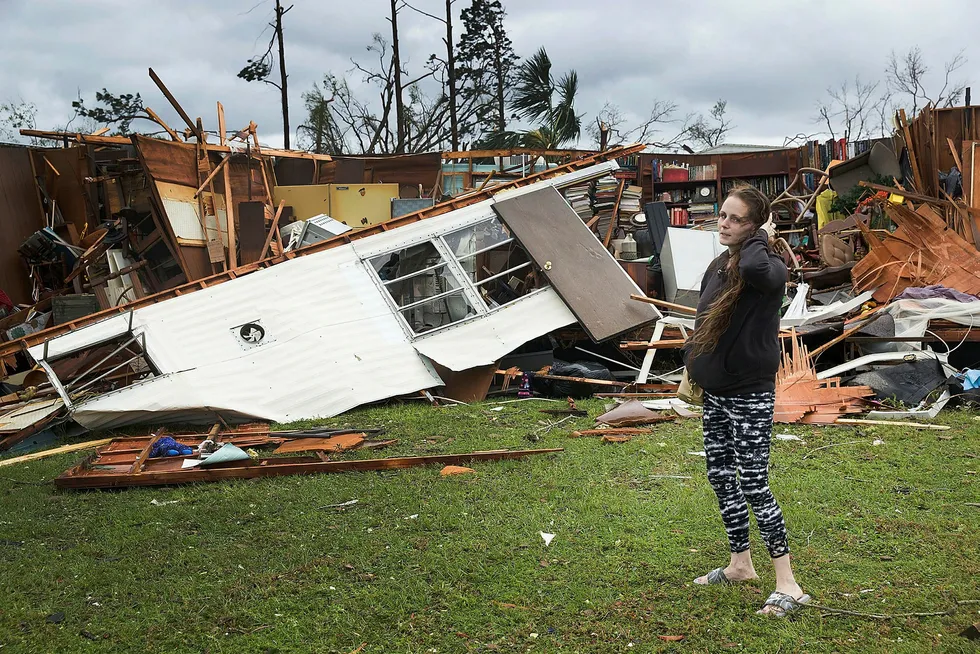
[722,175,788,198]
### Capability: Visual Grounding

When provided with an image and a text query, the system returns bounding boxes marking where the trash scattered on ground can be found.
[440,465,476,476]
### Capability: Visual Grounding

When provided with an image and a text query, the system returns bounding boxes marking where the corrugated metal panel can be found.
[0,398,63,433]
[29,314,132,360]
[412,289,575,371]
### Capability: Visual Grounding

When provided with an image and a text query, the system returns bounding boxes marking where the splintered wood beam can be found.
[90,127,111,136]
[835,419,949,431]
[259,200,286,260]
[194,153,231,198]
[603,178,626,248]
[217,101,227,146]
[144,107,180,141]
[148,67,200,139]
[16,129,327,160]
[42,156,60,176]
[629,294,696,315]
[129,430,166,474]
[0,438,114,468]
[899,108,922,192]
[619,339,686,351]
[223,157,238,269]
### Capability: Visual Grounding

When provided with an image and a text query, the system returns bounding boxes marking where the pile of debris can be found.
[4,91,980,483]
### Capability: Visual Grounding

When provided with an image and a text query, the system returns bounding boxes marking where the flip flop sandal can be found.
[758,591,812,617]
[694,567,731,585]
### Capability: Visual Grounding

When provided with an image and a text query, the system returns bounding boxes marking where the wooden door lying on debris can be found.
[492,186,659,342]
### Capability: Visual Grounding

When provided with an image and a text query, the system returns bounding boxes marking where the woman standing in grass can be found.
[683,185,810,617]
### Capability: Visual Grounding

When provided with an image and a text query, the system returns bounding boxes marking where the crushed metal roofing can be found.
[697,143,794,155]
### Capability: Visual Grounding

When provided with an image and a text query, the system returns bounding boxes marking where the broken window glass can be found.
[369,241,444,281]
[368,219,548,336]
[400,291,477,334]
[443,218,542,308]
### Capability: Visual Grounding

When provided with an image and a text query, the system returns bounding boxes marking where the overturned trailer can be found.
[20,152,657,430]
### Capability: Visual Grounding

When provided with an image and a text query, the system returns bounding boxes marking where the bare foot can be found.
[693,564,759,585]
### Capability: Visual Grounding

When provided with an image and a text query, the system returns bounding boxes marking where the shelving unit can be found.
[639,148,801,228]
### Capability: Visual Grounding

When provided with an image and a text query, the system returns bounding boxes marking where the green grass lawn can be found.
[0,398,977,653]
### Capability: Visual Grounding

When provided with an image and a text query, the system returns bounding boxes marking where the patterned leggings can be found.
[702,391,790,558]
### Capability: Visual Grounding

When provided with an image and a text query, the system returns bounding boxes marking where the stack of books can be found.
[689,202,717,229]
[594,175,620,238]
[619,185,642,220]
[563,183,593,221]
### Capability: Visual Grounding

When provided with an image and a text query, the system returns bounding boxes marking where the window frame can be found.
[364,218,548,338]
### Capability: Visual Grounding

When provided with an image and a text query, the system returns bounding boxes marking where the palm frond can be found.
[511,47,553,122]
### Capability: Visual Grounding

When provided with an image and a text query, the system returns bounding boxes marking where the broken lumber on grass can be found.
[595,399,676,427]
[775,330,874,424]
[272,433,367,454]
[56,445,562,489]
[570,427,653,437]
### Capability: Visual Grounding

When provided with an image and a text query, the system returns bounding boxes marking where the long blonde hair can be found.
[687,185,771,357]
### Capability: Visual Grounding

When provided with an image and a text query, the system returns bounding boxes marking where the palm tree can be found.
[480,47,581,149]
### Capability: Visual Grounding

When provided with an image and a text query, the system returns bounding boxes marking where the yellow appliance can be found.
[271,185,330,221]
[328,183,398,229]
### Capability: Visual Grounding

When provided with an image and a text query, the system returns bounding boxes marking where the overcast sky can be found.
[1,0,976,151]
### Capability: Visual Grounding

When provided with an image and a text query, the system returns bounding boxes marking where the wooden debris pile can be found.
[774,331,874,424]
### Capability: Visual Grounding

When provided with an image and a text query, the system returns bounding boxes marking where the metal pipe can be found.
[64,334,140,391]
[474,261,532,287]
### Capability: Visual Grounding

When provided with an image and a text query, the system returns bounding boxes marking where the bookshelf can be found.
[639,149,800,228]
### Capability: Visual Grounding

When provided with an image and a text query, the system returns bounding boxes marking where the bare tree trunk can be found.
[390,0,406,153]
[275,0,291,149]
[493,40,505,132]
[446,0,458,151]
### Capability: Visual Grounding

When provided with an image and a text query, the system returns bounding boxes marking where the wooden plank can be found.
[442,148,599,159]
[0,437,114,468]
[603,178,626,248]
[222,158,238,268]
[272,433,366,454]
[20,130,333,161]
[259,200,286,260]
[619,339,686,351]
[217,102,226,146]
[147,68,200,139]
[144,107,181,142]
[532,373,628,387]
[629,294,694,315]
[492,186,659,342]
[56,448,563,490]
[193,154,231,198]
[899,108,923,192]
[128,430,166,474]
[835,418,949,431]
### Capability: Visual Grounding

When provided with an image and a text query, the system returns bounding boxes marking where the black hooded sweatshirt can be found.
[683,229,787,396]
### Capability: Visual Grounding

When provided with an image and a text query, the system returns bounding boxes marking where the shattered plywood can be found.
[775,334,874,424]
[852,202,980,303]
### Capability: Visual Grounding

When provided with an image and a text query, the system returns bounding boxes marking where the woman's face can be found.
[718,196,757,248]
